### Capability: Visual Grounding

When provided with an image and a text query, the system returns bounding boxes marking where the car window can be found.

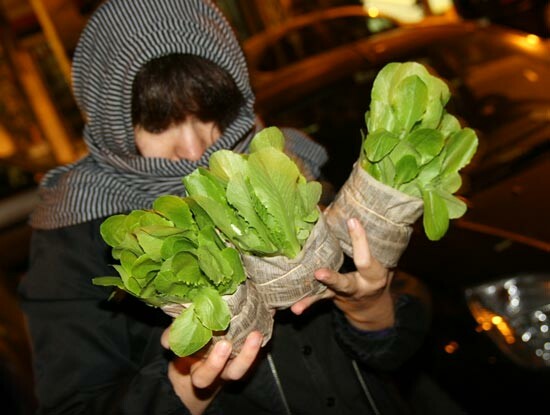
[257,16,396,71]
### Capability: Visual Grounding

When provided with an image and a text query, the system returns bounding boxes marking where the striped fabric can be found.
[31,0,327,229]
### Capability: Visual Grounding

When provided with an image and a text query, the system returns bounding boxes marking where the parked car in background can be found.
[244,8,550,414]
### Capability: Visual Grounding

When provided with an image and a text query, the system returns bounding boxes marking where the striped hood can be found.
[30,0,257,229]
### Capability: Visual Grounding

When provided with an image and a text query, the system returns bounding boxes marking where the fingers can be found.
[290,289,332,315]
[315,267,358,296]
[347,218,371,272]
[222,331,263,380]
[347,218,388,286]
[161,327,170,349]
[190,340,232,389]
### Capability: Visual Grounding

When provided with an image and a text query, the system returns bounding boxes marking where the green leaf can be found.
[160,234,196,259]
[363,129,400,162]
[295,181,321,220]
[153,195,196,230]
[422,189,450,241]
[216,247,246,294]
[436,190,467,219]
[391,75,428,134]
[221,159,277,253]
[248,147,302,258]
[404,129,445,165]
[249,126,286,153]
[169,305,212,357]
[366,101,397,133]
[398,180,423,198]
[92,276,124,289]
[438,112,461,138]
[197,242,231,286]
[152,270,176,293]
[100,215,127,247]
[371,62,400,102]
[193,287,231,331]
[115,233,143,256]
[124,210,147,231]
[394,155,420,185]
[184,169,250,245]
[439,172,462,193]
[389,141,421,167]
[441,128,478,175]
[113,264,130,285]
[120,249,139,273]
[416,153,443,185]
[162,283,194,301]
[378,156,396,187]
[418,97,444,130]
[185,197,215,229]
[209,150,247,184]
[135,230,164,262]
[170,252,206,286]
[131,254,161,279]
[138,211,173,227]
[113,264,141,295]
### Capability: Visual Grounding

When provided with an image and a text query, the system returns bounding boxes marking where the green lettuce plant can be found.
[361,62,479,240]
[183,126,322,259]
[93,195,246,357]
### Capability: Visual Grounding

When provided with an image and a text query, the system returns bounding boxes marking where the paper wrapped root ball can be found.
[161,280,273,357]
[242,213,344,309]
[325,163,423,268]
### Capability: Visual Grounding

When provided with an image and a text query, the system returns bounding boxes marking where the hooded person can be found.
[18,1,432,414]
[29,0,327,230]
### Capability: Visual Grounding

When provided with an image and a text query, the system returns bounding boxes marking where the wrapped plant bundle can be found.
[183,127,344,309]
[326,61,478,268]
[161,279,272,357]
[93,195,272,357]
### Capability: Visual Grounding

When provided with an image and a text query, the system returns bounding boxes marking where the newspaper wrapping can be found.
[325,163,423,268]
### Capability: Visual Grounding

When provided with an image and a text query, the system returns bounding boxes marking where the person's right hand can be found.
[161,329,263,415]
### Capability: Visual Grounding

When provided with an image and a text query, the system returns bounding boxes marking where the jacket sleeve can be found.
[18,219,189,415]
[332,293,431,371]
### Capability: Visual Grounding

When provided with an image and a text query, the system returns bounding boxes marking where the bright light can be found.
[444,341,459,354]
[523,69,539,82]
[526,34,541,45]
[367,7,380,18]
[491,316,503,325]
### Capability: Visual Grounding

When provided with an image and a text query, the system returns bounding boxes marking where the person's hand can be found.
[291,218,395,331]
[161,329,263,415]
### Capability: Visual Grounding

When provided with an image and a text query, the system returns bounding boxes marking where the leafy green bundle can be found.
[93,195,246,357]
[183,126,323,259]
[361,62,478,240]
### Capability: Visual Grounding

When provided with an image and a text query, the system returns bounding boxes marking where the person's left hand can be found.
[161,329,262,415]
[290,218,395,331]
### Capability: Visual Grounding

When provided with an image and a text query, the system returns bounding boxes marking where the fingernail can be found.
[347,218,357,230]
[315,269,327,281]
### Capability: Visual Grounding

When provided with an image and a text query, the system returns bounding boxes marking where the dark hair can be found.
[131,54,245,133]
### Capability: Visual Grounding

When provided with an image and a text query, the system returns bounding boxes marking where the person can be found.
[18,1,430,414]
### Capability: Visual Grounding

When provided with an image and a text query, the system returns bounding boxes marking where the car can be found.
[243,9,550,414]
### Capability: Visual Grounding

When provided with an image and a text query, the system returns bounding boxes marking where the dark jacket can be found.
[19,218,429,414]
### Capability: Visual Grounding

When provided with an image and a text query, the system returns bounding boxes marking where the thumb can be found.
[161,326,171,349]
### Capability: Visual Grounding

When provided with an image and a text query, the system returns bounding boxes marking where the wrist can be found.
[338,291,395,331]
[168,361,221,415]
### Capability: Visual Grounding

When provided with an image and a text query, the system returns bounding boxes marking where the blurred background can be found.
[0,1,548,414]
